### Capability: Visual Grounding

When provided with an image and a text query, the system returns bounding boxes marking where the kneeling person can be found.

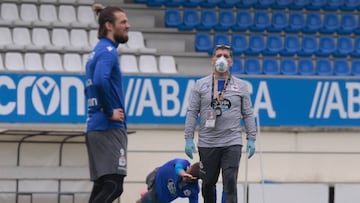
[137,158,200,203]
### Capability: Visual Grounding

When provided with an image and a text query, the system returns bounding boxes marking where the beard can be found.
[114,33,128,44]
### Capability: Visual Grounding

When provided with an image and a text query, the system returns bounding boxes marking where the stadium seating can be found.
[24,53,44,71]
[264,35,283,55]
[290,0,310,9]
[218,0,241,8]
[303,13,322,33]
[338,14,357,34]
[159,55,178,74]
[273,0,292,8]
[244,58,262,74]
[120,54,139,73]
[63,53,83,72]
[263,58,280,74]
[197,9,217,30]
[285,12,305,32]
[43,53,64,72]
[351,59,360,75]
[195,33,213,54]
[334,36,353,57]
[281,58,297,75]
[251,11,270,32]
[307,0,326,10]
[230,57,243,74]
[268,11,288,32]
[246,34,265,55]
[178,9,199,30]
[316,59,333,75]
[200,0,222,8]
[231,34,248,55]
[165,9,182,28]
[334,59,351,75]
[320,13,340,33]
[317,36,336,56]
[164,0,185,7]
[298,58,315,75]
[281,35,301,56]
[139,55,158,73]
[214,10,235,31]
[0,54,4,70]
[298,35,318,56]
[214,33,230,46]
[5,52,25,71]
[232,10,252,31]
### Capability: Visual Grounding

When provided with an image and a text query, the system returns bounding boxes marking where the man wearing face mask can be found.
[183,45,257,203]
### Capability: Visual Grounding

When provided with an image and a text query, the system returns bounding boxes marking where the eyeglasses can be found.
[214,45,232,58]
[215,45,231,50]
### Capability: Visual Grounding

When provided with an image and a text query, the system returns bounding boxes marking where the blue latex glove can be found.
[185,138,196,159]
[246,139,255,159]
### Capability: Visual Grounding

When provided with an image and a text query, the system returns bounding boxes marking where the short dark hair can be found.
[92,4,125,39]
[188,162,200,178]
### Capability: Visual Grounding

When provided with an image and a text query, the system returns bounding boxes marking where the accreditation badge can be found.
[205,110,216,128]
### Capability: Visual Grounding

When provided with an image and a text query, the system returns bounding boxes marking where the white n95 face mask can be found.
[215,56,229,73]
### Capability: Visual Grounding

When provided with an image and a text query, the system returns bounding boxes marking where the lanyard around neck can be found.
[211,73,230,102]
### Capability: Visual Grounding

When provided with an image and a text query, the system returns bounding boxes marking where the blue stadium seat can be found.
[196,10,217,31]
[272,0,292,8]
[285,12,305,32]
[316,59,333,75]
[214,10,235,31]
[351,60,360,75]
[298,35,318,56]
[268,11,288,32]
[334,59,350,76]
[230,57,243,74]
[338,14,357,34]
[239,0,257,8]
[317,36,336,56]
[298,58,315,75]
[290,0,310,9]
[200,0,222,8]
[178,9,199,30]
[281,58,297,75]
[352,37,360,56]
[195,33,213,54]
[263,58,280,74]
[255,0,276,8]
[307,0,326,9]
[147,0,165,7]
[334,36,353,57]
[245,58,262,74]
[232,11,252,31]
[231,34,248,55]
[303,13,322,33]
[164,9,182,28]
[320,13,340,33]
[183,0,205,7]
[263,35,283,55]
[340,0,360,10]
[214,33,230,47]
[281,35,300,56]
[251,11,270,32]
[246,35,266,55]
[219,0,241,8]
[324,0,344,10]
[164,0,185,7]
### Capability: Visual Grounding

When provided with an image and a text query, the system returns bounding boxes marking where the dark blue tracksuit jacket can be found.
[85,37,126,131]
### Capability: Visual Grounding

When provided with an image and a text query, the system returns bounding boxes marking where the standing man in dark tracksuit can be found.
[84,4,130,203]
[184,45,257,203]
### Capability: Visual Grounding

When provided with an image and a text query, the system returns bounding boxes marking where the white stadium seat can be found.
[70,29,91,51]
[39,5,67,27]
[43,53,63,72]
[159,55,178,74]
[120,55,139,73]
[77,6,97,28]
[5,52,25,71]
[77,0,95,5]
[63,53,83,72]
[58,5,86,28]
[52,28,70,49]
[32,28,50,48]
[0,54,4,71]
[0,28,13,50]
[82,54,89,69]
[20,4,38,24]
[88,30,98,48]
[0,3,19,25]
[12,27,39,51]
[24,53,44,71]
[139,55,158,73]
[127,31,157,53]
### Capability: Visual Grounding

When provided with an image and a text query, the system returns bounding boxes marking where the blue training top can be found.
[155,158,199,203]
[85,37,126,131]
